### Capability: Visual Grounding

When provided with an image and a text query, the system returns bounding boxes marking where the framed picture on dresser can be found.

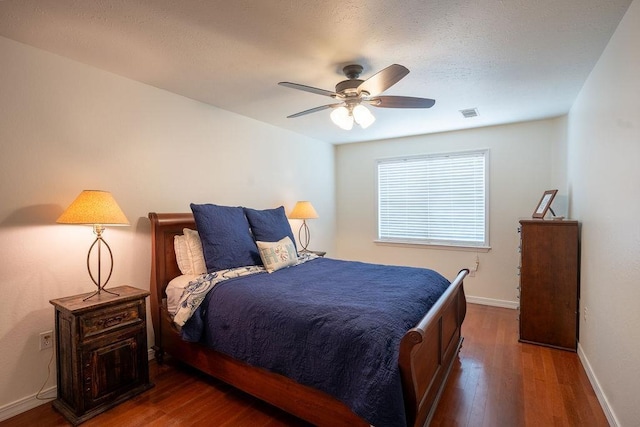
[532,189,557,218]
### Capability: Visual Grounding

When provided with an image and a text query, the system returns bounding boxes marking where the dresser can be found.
[518,220,579,351]
[50,286,153,425]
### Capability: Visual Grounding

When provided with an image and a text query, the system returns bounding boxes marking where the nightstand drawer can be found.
[80,301,143,340]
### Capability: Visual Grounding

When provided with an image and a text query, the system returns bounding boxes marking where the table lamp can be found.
[57,190,129,300]
[288,201,319,252]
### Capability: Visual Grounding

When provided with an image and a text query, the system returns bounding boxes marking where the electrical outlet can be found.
[469,255,480,277]
[583,306,588,323]
[39,330,53,350]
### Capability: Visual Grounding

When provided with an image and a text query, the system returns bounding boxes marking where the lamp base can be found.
[298,220,312,252]
[82,286,120,301]
[83,227,120,301]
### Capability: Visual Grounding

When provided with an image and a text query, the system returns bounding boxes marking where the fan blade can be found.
[368,96,436,108]
[357,64,409,97]
[279,82,337,98]
[286,103,342,118]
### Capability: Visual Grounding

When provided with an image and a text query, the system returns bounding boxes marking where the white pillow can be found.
[174,234,191,275]
[173,228,207,275]
[256,236,298,273]
[183,228,207,275]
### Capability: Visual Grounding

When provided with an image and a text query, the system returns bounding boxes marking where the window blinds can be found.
[377,150,487,247]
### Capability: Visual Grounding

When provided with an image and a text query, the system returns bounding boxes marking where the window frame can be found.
[375,149,490,250]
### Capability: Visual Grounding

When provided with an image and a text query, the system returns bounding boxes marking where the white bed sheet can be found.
[166,274,200,313]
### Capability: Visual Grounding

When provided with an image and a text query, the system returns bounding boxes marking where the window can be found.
[377,150,488,248]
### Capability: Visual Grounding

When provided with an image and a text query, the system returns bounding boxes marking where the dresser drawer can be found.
[80,301,144,340]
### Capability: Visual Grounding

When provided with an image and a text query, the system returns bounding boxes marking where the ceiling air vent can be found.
[460,108,479,118]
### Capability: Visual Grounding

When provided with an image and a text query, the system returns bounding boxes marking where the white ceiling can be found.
[0,0,632,144]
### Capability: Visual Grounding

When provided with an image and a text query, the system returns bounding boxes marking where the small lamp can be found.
[288,201,319,252]
[57,190,129,300]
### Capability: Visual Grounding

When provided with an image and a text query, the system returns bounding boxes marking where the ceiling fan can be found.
[279,64,435,130]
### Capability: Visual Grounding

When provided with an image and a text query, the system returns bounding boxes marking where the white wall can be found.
[3,1,638,421]
[566,1,640,425]
[335,118,565,305]
[0,36,335,416]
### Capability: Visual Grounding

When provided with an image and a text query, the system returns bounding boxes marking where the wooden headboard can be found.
[148,212,196,337]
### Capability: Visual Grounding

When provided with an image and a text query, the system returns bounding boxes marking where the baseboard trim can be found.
[0,349,156,422]
[466,295,519,309]
[577,343,618,427]
[0,386,56,422]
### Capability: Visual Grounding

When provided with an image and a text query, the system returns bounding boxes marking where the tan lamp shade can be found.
[57,190,129,225]
[288,201,319,220]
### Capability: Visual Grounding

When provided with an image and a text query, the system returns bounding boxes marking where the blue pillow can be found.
[190,203,261,272]
[244,206,298,254]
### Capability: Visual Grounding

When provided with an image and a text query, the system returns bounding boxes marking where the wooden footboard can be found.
[400,269,468,427]
[149,212,467,427]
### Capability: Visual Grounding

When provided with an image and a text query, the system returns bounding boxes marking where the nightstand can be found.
[50,286,153,425]
[301,250,326,257]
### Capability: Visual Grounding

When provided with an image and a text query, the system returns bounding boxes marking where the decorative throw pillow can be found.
[244,206,298,254]
[256,236,298,273]
[190,203,261,272]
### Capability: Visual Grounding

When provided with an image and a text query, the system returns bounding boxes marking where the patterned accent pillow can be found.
[256,236,298,273]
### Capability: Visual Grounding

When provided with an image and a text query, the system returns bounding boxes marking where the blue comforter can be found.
[181,257,450,427]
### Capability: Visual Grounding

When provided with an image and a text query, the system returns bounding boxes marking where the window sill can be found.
[374,240,491,252]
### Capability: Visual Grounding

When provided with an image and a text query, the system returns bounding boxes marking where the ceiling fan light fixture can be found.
[353,104,375,129]
[281,64,435,128]
[330,106,354,130]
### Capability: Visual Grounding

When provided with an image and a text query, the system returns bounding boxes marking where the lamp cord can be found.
[35,345,55,401]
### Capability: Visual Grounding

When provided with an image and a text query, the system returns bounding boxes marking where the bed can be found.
[148,211,468,427]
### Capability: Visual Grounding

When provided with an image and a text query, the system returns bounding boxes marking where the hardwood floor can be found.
[431,304,607,427]
[2,304,608,427]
